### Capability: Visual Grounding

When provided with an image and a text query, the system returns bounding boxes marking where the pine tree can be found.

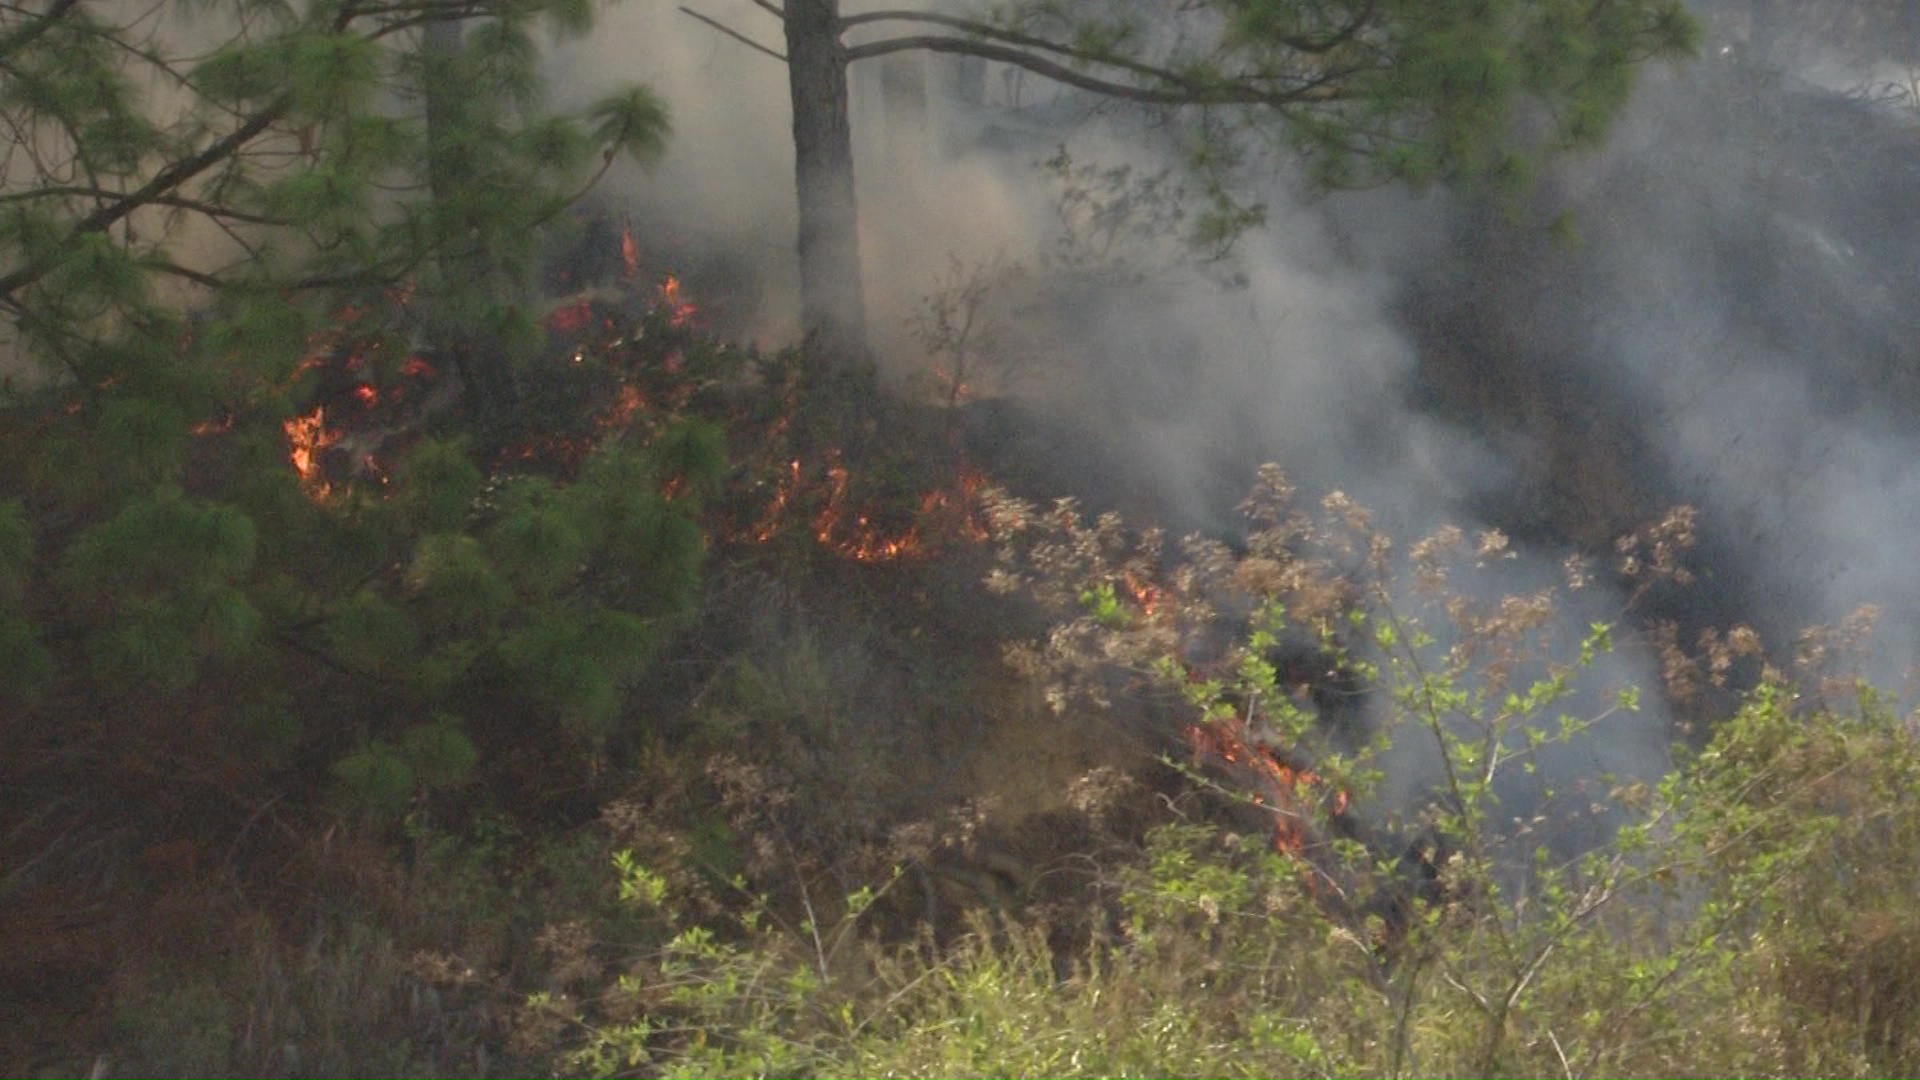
[688,0,1700,364]
[0,1,704,818]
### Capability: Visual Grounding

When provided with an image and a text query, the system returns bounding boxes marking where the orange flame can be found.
[548,300,597,335]
[746,458,990,562]
[751,460,804,543]
[620,221,641,283]
[283,406,340,497]
[1124,571,1162,617]
[659,275,696,329]
[930,364,975,405]
[602,384,646,430]
[1186,713,1348,855]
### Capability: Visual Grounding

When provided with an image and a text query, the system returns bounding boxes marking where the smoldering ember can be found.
[7,1,1920,1076]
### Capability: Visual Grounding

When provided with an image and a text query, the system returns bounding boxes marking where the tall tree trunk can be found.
[784,0,870,367]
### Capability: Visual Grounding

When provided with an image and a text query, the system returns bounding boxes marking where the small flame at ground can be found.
[746,458,990,563]
[812,462,990,563]
[659,276,697,330]
[1186,713,1349,855]
[1124,571,1161,616]
[620,221,641,283]
[929,364,975,406]
[548,300,599,335]
[284,407,340,496]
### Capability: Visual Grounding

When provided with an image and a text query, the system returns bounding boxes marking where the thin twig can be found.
[679,6,786,62]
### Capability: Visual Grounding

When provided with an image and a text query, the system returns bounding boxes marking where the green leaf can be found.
[323,590,421,678]
[400,715,479,791]
[197,585,262,657]
[587,85,671,166]
[94,397,189,487]
[202,291,315,384]
[406,533,512,635]
[62,487,257,599]
[488,477,590,597]
[650,419,727,500]
[284,32,381,119]
[192,41,287,105]
[332,741,415,815]
[395,438,483,534]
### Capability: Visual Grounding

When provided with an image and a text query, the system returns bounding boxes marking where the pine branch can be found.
[0,0,81,64]
[2,146,271,301]
[145,259,227,291]
[0,5,383,303]
[838,8,1199,87]
[0,186,292,227]
[844,34,1356,108]
[679,6,786,63]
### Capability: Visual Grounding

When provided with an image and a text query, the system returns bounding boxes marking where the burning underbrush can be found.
[517,464,1920,1079]
[230,233,996,576]
[978,467,1717,934]
[746,454,992,564]
[13,212,1834,1078]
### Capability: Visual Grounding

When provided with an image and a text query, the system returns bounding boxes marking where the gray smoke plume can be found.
[551,3,1920,838]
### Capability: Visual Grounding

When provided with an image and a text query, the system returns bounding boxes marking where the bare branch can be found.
[0,186,291,226]
[0,5,375,302]
[1274,0,1378,55]
[145,259,227,291]
[839,8,1200,89]
[0,102,289,301]
[679,5,786,62]
[844,34,1352,108]
[743,0,784,19]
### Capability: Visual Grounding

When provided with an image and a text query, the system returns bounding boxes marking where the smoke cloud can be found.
[552,1,1920,833]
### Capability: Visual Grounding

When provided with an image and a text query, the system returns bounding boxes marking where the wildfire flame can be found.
[283,406,340,496]
[752,460,804,543]
[747,459,990,562]
[929,364,975,406]
[620,220,641,283]
[658,275,697,329]
[1124,571,1161,617]
[1186,713,1349,856]
[812,463,990,562]
[253,248,729,507]
[548,300,599,335]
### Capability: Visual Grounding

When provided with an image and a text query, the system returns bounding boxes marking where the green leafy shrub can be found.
[535,474,1920,1080]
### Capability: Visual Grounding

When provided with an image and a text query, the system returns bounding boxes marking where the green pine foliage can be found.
[0,0,688,821]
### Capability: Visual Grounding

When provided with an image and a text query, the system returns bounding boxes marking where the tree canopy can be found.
[691,0,1700,362]
[0,0,706,817]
